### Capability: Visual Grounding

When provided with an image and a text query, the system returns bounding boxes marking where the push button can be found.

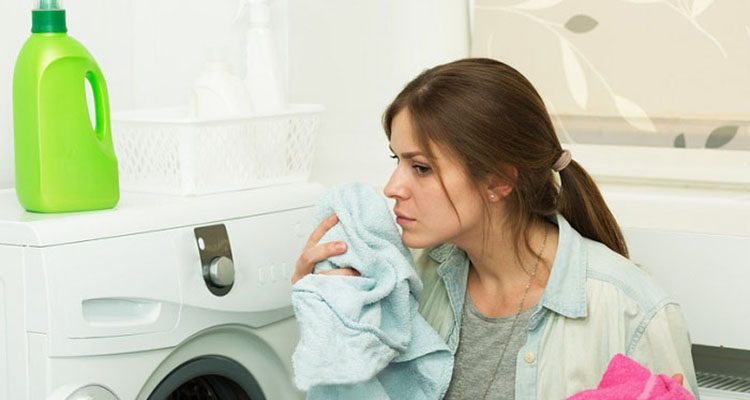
[524,352,536,364]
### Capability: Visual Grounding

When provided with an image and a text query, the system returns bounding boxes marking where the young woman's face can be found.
[384,109,487,248]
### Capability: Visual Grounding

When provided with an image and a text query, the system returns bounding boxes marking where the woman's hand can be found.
[291,214,360,284]
[671,373,684,386]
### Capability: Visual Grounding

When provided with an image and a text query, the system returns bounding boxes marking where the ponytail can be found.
[556,160,629,258]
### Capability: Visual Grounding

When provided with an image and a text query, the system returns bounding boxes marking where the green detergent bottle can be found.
[13,0,119,213]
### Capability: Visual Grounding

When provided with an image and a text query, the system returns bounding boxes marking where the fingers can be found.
[292,240,347,284]
[292,214,342,285]
[671,373,684,386]
[306,214,339,248]
[304,241,348,267]
[319,268,360,277]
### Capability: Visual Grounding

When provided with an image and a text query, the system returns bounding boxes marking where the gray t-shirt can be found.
[443,294,535,400]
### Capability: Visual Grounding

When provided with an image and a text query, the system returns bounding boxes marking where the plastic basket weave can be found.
[112,104,322,195]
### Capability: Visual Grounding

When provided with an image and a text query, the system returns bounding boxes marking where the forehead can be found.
[389,110,449,159]
[389,110,418,148]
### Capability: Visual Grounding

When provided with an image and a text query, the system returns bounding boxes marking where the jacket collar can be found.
[539,214,588,319]
[428,243,454,264]
[429,214,588,320]
[431,243,469,349]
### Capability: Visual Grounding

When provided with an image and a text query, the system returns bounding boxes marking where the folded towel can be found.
[567,354,695,400]
[291,183,453,400]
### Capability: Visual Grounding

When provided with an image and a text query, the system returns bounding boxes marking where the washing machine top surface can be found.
[0,182,325,247]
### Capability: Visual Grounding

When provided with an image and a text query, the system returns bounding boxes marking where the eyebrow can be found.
[388,146,425,159]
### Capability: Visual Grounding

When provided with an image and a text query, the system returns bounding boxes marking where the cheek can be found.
[428,187,485,238]
[401,176,482,246]
[416,187,460,226]
[401,197,462,248]
[425,196,453,218]
[459,197,486,230]
[456,192,486,225]
[418,179,452,210]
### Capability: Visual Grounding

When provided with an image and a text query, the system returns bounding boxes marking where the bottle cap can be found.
[32,0,67,33]
[36,0,64,9]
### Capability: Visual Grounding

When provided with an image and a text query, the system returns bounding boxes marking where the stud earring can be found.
[489,194,496,201]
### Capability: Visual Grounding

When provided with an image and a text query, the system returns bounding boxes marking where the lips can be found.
[394,208,416,226]
[394,208,415,221]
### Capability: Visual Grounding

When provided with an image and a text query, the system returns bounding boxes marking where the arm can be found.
[629,303,700,397]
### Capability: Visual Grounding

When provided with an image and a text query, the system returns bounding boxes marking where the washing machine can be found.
[0,182,324,400]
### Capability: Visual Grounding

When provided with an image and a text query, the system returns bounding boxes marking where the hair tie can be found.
[552,149,572,172]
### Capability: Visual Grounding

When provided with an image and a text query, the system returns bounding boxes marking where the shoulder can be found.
[553,235,686,356]
[581,241,695,383]
[552,214,671,315]
[580,238,674,333]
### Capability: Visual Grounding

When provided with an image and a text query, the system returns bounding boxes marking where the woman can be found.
[292,58,698,399]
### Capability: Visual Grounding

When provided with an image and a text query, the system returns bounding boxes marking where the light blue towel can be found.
[291,183,453,400]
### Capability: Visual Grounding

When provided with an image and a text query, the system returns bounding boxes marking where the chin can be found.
[401,231,439,249]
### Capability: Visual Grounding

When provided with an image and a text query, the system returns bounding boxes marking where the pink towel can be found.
[567,354,695,400]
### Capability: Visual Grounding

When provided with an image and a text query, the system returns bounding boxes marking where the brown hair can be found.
[383,58,629,259]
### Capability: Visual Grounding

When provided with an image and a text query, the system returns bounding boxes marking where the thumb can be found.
[319,267,360,277]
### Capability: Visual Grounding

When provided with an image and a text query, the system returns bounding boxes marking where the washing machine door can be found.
[148,356,264,400]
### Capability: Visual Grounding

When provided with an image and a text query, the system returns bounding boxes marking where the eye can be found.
[413,164,431,176]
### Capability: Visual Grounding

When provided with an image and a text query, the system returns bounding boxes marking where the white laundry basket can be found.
[112,104,323,195]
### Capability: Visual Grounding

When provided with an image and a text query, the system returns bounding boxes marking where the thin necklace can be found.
[477,224,549,400]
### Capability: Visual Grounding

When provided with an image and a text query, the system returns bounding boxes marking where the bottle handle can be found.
[85,67,111,144]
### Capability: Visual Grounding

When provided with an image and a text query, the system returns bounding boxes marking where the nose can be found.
[384,167,409,200]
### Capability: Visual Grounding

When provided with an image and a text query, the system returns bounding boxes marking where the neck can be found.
[454,214,559,312]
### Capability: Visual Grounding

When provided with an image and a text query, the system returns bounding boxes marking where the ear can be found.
[485,166,517,202]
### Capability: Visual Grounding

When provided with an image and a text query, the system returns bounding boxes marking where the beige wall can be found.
[472,0,750,150]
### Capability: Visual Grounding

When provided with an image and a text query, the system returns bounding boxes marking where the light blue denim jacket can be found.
[414,214,699,399]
